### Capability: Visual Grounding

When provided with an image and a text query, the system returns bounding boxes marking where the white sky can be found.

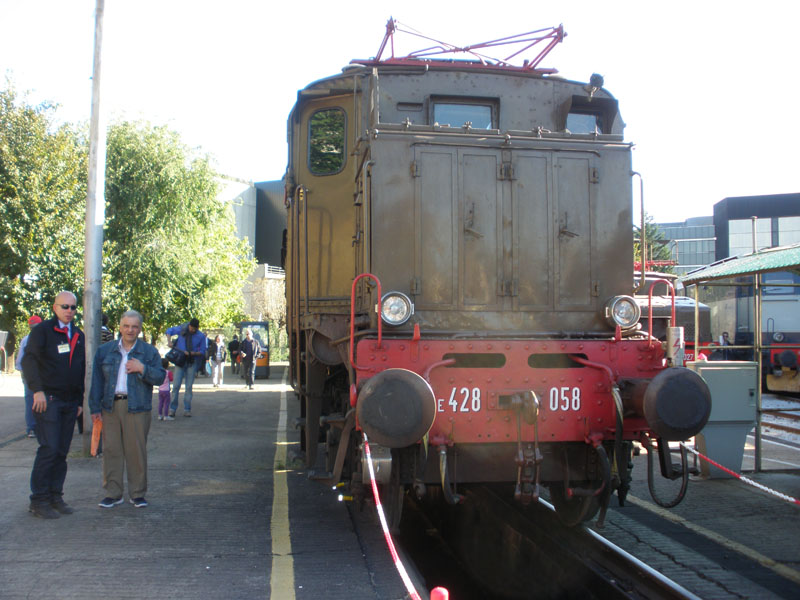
[1,0,798,223]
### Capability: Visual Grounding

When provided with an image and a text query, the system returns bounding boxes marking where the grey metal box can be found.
[687,361,758,478]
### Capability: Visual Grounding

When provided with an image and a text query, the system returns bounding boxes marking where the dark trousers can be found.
[30,395,79,504]
[243,359,255,386]
[231,352,239,374]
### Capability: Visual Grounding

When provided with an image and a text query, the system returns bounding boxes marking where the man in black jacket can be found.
[22,291,85,519]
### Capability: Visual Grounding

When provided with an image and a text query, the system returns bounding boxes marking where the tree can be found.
[0,84,87,347]
[634,213,674,273]
[103,121,254,341]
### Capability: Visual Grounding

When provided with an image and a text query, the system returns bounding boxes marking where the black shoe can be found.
[51,499,74,514]
[98,496,124,508]
[29,503,60,519]
[168,411,176,418]
[130,497,148,508]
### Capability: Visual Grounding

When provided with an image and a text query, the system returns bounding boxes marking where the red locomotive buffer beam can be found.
[353,336,711,449]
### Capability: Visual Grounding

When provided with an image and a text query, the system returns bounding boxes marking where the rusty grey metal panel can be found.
[555,156,592,308]
[514,152,553,309]
[461,150,502,308]
[416,148,457,307]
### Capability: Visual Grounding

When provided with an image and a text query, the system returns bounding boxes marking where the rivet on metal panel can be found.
[468,378,474,384]
[381,356,387,361]
[505,378,511,384]
[468,343,474,349]
[523,377,529,383]
[504,416,510,422]
[559,377,565,383]
[505,344,511,350]
[449,417,455,423]
[561,344,566,350]
[424,344,430,350]
[559,415,565,421]
[449,377,455,383]
[541,344,548,351]
[600,345,606,351]
[487,344,493,350]
[541,378,547,383]
[370,355,376,361]
[399,344,405,351]
[577,377,583,383]
[449,344,455,350]
[487,377,493,383]
[524,345,530,350]
[578,344,584,350]
[490,391,495,397]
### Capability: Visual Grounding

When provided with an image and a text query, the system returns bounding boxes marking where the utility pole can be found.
[83,0,106,455]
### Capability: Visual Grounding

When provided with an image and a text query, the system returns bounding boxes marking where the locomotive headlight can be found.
[773,332,785,342]
[380,292,414,326]
[605,295,640,329]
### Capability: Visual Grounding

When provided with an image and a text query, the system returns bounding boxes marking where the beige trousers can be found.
[102,398,151,498]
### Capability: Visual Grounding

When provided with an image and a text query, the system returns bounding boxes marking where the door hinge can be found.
[590,167,600,184]
[410,277,421,295]
[499,162,515,180]
[592,280,600,297]
[411,161,420,178]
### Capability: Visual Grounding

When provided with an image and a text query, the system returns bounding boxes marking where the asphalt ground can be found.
[0,366,412,600]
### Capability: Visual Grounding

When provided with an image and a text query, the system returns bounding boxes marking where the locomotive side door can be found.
[412,146,504,312]
[512,150,595,311]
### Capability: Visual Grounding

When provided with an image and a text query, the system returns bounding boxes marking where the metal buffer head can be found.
[643,367,712,441]
[356,369,436,448]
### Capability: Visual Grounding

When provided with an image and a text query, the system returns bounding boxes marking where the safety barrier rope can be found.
[679,442,800,506]
[362,433,423,600]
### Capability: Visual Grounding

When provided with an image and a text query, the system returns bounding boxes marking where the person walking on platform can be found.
[239,328,260,390]
[89,310,165,509]
[15,315,42,438]
[228,334,240,375]
[165,318,207,418]
[209,335,226,387]
[21,291,85,519]
[157,358,173,420]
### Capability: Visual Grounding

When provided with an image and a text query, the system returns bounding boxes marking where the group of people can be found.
[18,289,264,519]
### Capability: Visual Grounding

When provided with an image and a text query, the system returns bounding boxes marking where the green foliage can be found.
[103,121,254,340]
[633,213,674,273]
[0,84,87,343]
[0,81,254,349]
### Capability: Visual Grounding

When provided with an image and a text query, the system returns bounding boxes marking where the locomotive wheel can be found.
[548,485,600,527]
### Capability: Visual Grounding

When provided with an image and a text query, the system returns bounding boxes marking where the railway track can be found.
[401,486,697,600]
[763,407,800,436]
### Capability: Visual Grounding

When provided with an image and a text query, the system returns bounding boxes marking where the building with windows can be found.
[713,193,800,259]
[655,216,716,276]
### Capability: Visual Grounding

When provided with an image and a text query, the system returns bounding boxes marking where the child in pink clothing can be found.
[158,358,174,420]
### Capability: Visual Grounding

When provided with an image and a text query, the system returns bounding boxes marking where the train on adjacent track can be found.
[282,22,713,527]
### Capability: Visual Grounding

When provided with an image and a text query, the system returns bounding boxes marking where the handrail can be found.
[349,273,382,371]
[647,278,676,347]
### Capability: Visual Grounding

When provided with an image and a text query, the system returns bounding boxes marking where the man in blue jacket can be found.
[89,310,165,508]
[165,318,207,418]
[21,291,85,519]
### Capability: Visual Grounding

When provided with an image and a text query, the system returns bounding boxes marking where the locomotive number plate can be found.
[437,387,482,413]
[549,387,581,411]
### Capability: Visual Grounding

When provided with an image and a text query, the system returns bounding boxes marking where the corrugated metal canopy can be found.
[680,243,800,285]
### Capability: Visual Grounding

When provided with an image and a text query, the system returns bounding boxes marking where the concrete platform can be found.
[0,366,412,599]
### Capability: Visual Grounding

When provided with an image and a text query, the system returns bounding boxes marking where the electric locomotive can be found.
[283,22,712,526]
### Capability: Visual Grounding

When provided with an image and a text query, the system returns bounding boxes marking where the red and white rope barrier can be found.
[680,442,800,506]
[363,432,423,600]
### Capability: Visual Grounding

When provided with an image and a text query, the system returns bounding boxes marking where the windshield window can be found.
[433,103,493,129]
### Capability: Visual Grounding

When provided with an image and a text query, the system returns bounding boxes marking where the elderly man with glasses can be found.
[21,291,85,519]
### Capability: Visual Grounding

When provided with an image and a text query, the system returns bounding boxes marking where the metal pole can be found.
[83,0,106,456]
[750,216,762,471]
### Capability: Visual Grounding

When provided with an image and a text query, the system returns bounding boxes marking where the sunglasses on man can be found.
[59,304,78,310]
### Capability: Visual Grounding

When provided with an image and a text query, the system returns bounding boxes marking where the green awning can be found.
[679,243,800,285]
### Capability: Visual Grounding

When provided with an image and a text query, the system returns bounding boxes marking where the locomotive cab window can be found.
[431,97,497,129]
[308,108,346,175]
[562,95,618,134]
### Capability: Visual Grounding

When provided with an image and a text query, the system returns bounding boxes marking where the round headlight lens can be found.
[606,296,641,329]
[773,332,785,342]
[380,292,414,326]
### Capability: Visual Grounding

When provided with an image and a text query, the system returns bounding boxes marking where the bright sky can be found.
[1,0,797,223]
